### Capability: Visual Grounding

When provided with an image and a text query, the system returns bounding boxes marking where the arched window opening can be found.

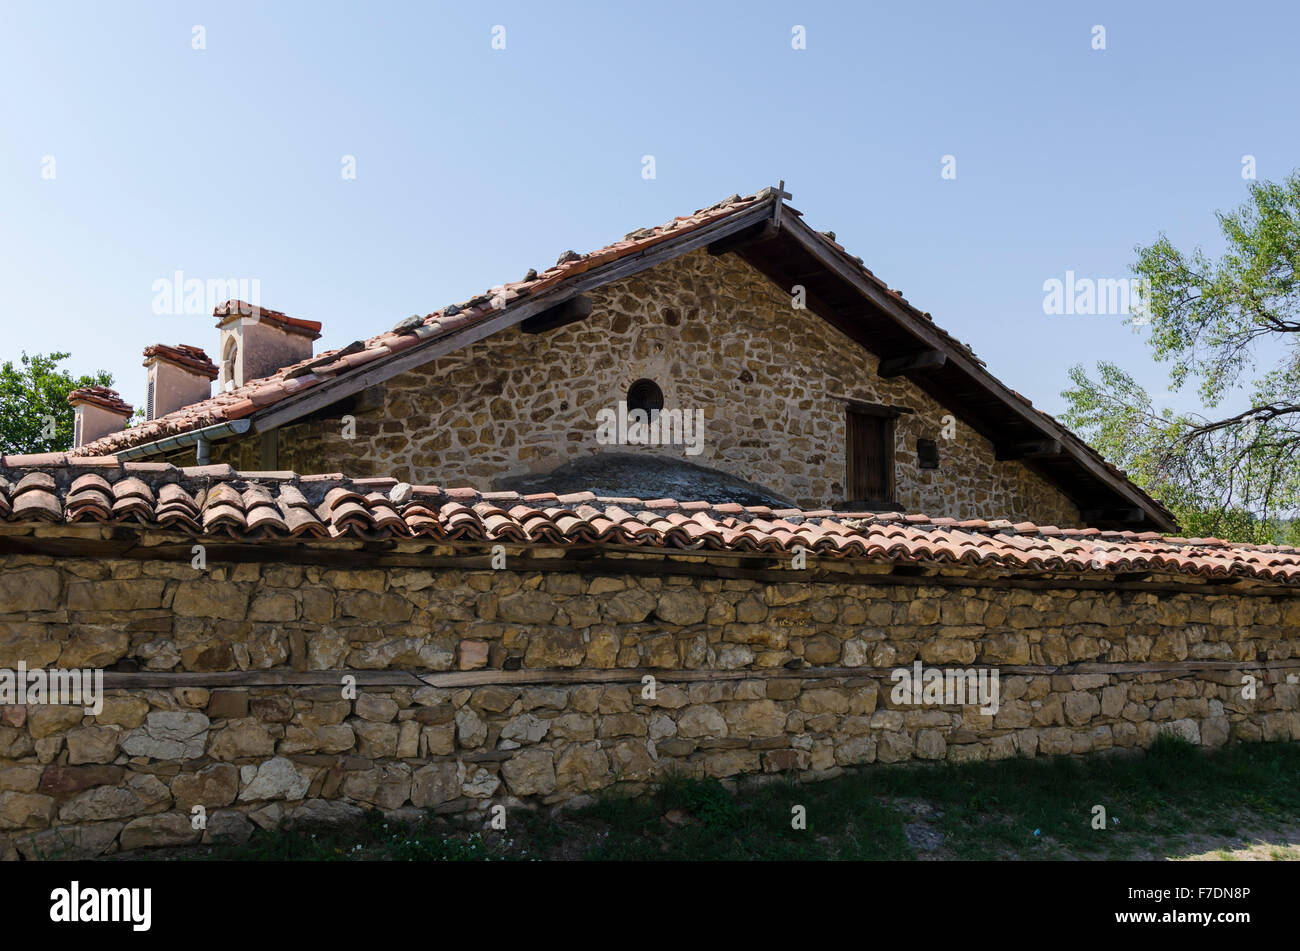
[626,378,664,416]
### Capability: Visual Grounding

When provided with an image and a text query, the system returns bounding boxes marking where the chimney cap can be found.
[213,300,322,339]
[143,343,219,380]
[67,385,133,416]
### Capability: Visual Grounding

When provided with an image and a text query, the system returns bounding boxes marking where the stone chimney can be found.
[68,386,133,450]
[214,300,321,390]
[143,344,218,420]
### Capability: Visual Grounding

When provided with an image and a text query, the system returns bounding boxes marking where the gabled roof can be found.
[0,459,1288,583]
[73,187,1177,531]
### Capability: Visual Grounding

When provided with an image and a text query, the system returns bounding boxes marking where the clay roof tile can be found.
[0,463,1291,584]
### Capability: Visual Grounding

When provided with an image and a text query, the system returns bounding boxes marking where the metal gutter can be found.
[112,419,253,461]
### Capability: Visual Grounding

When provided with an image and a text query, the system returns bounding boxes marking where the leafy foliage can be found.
[1063,173,1300,542]
[0,352,115,454]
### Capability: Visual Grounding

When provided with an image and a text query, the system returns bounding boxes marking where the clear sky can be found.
[2,1,1295,417]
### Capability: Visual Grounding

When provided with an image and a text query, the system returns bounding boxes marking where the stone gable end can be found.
[210,250,1079,525]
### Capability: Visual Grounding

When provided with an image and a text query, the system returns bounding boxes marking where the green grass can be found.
[177,738,1299,861]
[858,734,1300,860]
[207,807,513,861]
[546,769,912,860]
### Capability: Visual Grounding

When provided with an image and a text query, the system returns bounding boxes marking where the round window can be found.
[626,378,664,414]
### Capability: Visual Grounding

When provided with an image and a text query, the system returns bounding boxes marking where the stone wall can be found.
[1,547,1297,858]
[204,249,1080,525]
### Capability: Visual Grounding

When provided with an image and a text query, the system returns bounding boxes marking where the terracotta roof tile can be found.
[143,344,218,380]
[66,386,132,416]
[214,301,322,338]
[15,472,57,494]
[12,486,61,521]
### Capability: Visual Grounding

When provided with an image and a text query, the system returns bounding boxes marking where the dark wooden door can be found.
[847,409,893,503]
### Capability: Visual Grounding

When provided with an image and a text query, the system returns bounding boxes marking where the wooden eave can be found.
[731,213,1177,532]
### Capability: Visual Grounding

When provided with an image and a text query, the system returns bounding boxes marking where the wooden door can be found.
[847,409,893,503]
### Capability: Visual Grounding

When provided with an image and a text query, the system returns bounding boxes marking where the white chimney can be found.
[143,344,217,420]
[214,300,321,389]
[68,386,133,449]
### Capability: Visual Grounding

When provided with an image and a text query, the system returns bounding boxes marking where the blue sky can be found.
[2,1,1295,418]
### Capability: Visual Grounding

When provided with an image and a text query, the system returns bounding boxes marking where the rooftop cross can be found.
[771,179,793,227]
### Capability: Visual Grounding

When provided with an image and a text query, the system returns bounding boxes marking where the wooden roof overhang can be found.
[717,209,1176,532]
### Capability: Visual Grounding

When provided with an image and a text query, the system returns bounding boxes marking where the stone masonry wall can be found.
[209,249,1080,525]
[1,549,1298,858]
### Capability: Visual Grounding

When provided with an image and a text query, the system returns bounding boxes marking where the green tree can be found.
[1063,172,1300,544]
[0,352,115,454]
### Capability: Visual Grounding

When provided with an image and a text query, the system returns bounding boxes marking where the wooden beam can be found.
[743,252,1009,447]
[3,534,1293,597]
[828,396,914,417]
[352,385,385,413]
[413,657,1300,684]
[1081,507,1147,524]
[995,439,1063,461]
[878,350,947,377]
[707,220,778,256]
[95,657,1300,690]
[259,430,278,470]
[296,384,385,425]
[102,670,422,688]
[519,294,594,334]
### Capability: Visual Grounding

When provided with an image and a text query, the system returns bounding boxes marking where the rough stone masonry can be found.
[199,250,1083,525]
[1,544,1297,859]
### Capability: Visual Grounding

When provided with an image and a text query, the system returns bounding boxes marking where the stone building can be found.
[73,187,1173,532]
[1,187,1296,858]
